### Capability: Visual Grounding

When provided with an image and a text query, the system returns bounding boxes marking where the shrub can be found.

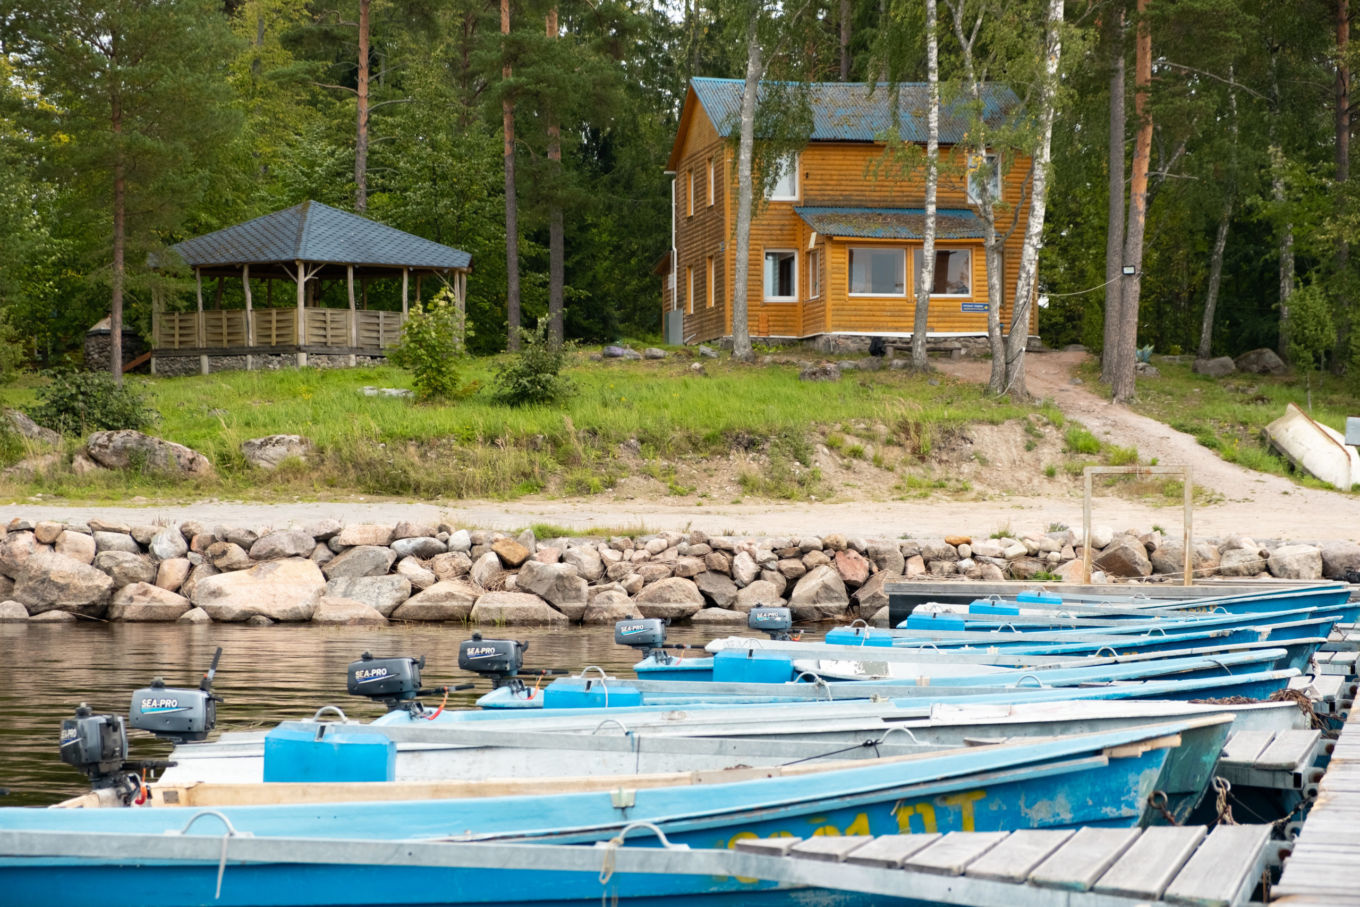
[28,369,158,435]
[1286,283,1334,372]
[387,290,468,402]
[493,321,576,407]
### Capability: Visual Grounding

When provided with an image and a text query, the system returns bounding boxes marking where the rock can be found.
[943,535,971,547]
[705,551,732,574]
[155,557,192,592]
[777,559,807,580]
[391,537,447,559]
[146,526,188,562]
[245,615,275,626]
[1193,356,1236,378]
[581,593,642,624]
[730,551,760,586]
[359,386,412,398]
[326,575,412,617]
[13,550,114,616]
[390,580,480,621]
[1007,556,1047,580]
[978,562,1006,581]
[1086,525,1115,549]
[4,452,62,478]
[311,595,388,625]
[799,361,840,382]
[1002,543,1028,560]
[491,537,531,568]
[694,571,739,608]
[919,539,958,562]
[393,521,439,541]
[533,546,562,564]
[178,607,212,624]
[334,524,394,548]
[852,571,901,615]
[250,530,316,561]
[788,565,850,620]
[33,521,64,545]
[0,531,42,579]
[300,519,342,541]
[620,573,644,595]
[30,609,77,622]
[833,549,871,587]
[690,607,746,624]
[179,563,219,601]
[85,429,212,476]
[205,541,253,571]
[93,531,141,555]
[1320,541,1360,580]
[602,345,641,360]
[470,551,505,589]
[636,563,674,585]
[561,546,604,582]
[633,577,705,619]
[698,344,719,359]
[321,545,396,579]
[1267,544,1323,580]
[54,531,96,566]
[1234,348,1288,376]
[865,540,905,575]
[428,551,472,583]
[446,530,472,553]
[868,606,890,628]
[734,580,785,612]
[643,347,668,360]
[1149,543,1218,579]
[108,583,191,621]
[516,560,589,621]
[1092,536,1152,578]
[1219,547,1268,577]
[470,591,568,625]
[673,556,706,578]
[394,557,437,591]
[95,550,157,586]
[904,554,926,576]
[191,558,325,622]
[310,544,334,567]
[0,600,28,621]
[4,408,60,445]
[241,434,310,470]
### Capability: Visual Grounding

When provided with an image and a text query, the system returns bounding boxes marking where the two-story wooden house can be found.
[660,78,1036,347]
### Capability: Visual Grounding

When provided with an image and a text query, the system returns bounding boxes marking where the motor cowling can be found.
[128,679,217,743]
[59,704,128,788]
[458,634,527,688]
[348,652,424,704]
[748,606,795,640]
[614,618,667,650]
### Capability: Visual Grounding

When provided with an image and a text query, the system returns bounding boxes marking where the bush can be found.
[493,321,576,407]
[28,369,158,435]
[1287,283,1334,373]
[387,290,469,402]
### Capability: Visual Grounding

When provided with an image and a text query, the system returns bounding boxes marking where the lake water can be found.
[0,621,728,806]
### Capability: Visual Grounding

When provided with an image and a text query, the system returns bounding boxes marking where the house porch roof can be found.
[795,207,986,240]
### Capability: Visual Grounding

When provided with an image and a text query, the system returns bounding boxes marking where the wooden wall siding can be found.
[673,110,729,343]
[825,239,996,334]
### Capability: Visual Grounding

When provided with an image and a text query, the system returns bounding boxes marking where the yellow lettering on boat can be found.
[811,825,841,837]
[895,802,937,834]
[939,791,986,832]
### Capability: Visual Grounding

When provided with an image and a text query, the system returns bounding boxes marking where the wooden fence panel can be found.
[154,313,198,350]
[202,311,247,347]
[254,310,297,346]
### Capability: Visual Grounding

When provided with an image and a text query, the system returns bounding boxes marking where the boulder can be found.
[852,571,901,615]
[865,540,905,575]
[470,591,568,625]
[788,565,850,620]
[777,558,807,580]
[33,521,64,545]
[1219,547,1268,577]
[689,607,746,625]
[0,576,11,600]
[30,609,77,622]
[326,575,412,617]
[1320,541,1360,580]
[332,524,392,548]
[391,537,446,559]
[155,557,193,592]
[300,519,342,541]
[833,549,871,587]
[919,539,959,562]
[321,545,396,579]
[94,550,157,586]
[799,362,840,382]
[634,577,705,619]
[389,581,479,621]
[515,560,589,621]
[93,531,141,555]
[1053,559,1088,583]
[392,521,438,541]
[191,558,325,622]
[148,526,188,562]
[730,551,760,587]
[1267,544,1323,580]
[13,550,114,616]
[85,429,212,476]
[178,607,212,624]
[868,606,890,628]
[429,551,473,582]
[446,530,472,553]
[694,571,739,608]
[179,563,219,601]
[470,551,505,589]
[205,541,253,571]
[802,550,832,570]
[562,546,604,582]
[1192,356,1236,378]
[904,554,927,576]
[1150,543,1218,579]
[1092,536,1152,578]
[734,580,785,612]
[394,557,437,591]
[673,556,706,578]
[130,525,159,547]
[54,530,96,565]
[241,434,311,470]
[643,347,667,360]
[311,595,388,625]
[250,530,316,561]
[492,537,531,568]
[1234,348,1288,376]
[581,593,642,624]
[636,563,674,585]
[0,531,41,579]
[4,408,60,445]
[1007,556,1047,580]
[108,583,191,621]
[0,600,28,621]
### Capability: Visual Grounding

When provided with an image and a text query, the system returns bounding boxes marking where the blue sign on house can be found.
[961,302,989,313]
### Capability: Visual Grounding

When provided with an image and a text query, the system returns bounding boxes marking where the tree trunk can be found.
[730,18,763,363]
[1110,0,1151,404]
[1275,146,1295,359]
[355,0,370,213]
[1004,0,1065,399]
[1197,201,1231,360]
[111,156,126,385]
[910,0,939,371]
[502,0,520,350]
[547,7,563,346]
[1101,5,1125,384]
[839,0,851,80]
[1333,0,1351,371]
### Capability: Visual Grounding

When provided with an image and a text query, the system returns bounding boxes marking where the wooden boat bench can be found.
[1218,729,1325,794]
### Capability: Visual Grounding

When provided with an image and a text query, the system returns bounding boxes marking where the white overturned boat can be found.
[1266,402,1360,490]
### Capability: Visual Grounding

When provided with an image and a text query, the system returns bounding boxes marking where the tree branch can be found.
[1158,60,1268,101]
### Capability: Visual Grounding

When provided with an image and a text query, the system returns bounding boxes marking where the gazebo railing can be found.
[153,310,404,351]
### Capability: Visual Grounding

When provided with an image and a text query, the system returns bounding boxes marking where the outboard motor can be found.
[128,647,223,744]
[614,618,675,664]
[459,634,531,692]
[59,704,129,790]
[346,652,465,715]
[748,606,797,641]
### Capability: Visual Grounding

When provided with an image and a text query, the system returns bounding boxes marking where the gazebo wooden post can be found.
[346,264,357,366]
[401,267,409,316]
[195,268,208,375]
[295,259,307,367]
[416,273,422,306]
[243,263,254,371]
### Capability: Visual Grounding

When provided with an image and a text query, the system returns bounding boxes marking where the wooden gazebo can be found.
[152,201,471,376]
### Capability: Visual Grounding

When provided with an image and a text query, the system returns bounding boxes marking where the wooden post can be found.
[347,264,357,366]
[401,267,409,316]
[243,264,254,371]
[195,268,208,375]
[295,259,307,367]
[416,273,422,306]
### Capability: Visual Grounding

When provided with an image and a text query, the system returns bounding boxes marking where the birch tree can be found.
[908,0,939,372]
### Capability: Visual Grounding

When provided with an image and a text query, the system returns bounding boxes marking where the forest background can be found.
[0,0,1355,386]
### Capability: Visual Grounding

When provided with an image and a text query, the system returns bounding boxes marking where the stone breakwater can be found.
[1,518,1358,628]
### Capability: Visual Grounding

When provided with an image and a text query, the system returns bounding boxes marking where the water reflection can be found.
[0,621,724,806]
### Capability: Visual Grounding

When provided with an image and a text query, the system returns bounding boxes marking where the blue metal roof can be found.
[796,207,986,240]
[690,79,1019,144]
[169,201,472,270]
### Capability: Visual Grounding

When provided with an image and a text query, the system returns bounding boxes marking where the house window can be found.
[686,265,695,313]
[763,250,797,301]
[706,256,715,308]
[848,247,905,296]
[967,153,1001,205]
[808,248,821,298]
[766,153,799,201]
[707,158,715,206]
[687,169,694,216]
[915,249,973,296]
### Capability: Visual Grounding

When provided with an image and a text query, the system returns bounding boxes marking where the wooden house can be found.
[660,79,1036,347]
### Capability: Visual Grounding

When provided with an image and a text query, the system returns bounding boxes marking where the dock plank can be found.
[1163,824,1271,907]
[1093,826,1206,900]
[963,829,1075,883]
[1029,827,1141,891]
[1219,730,1276,766]
[733,837,803,857]
[788,836,875,863]
[902,831,1009,876]
[1255,730,1322,771]
[840,834,941,868]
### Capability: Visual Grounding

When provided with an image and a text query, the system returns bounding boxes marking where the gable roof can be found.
[668,78,1020,169]
[796,207,986,240]
[168,201,472,271]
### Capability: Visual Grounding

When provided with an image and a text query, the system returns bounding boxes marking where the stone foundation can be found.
[151,352,388,377]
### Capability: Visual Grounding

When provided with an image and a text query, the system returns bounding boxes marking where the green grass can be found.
[1064,426,1102,455]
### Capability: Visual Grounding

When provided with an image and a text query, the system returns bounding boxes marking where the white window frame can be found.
[914,248,974,298]
[763,249,798,302]
[807,248,821,299]
[766,153,799,201]
[707,158,715,206]
[686,265,695,313]
[967,152,1001,205]
[847,247,906,297]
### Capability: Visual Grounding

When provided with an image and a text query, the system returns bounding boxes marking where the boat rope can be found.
[1147,790,1179,826]
[1211,777,1238,827]
[1268,687,1330,732]
[1271,793,1313,836]
[422,687,450,720]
